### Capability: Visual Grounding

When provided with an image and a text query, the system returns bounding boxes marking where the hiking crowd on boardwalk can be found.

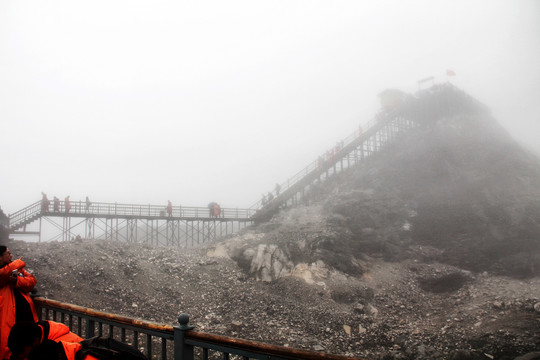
[40,193,230,219]
[40,193,81,214]
[0,245,147,360]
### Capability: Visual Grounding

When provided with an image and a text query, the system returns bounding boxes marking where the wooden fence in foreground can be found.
[33,297,361,360]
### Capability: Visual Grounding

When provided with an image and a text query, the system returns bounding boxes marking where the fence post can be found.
[174,313,194,360]
[86,318,95,338]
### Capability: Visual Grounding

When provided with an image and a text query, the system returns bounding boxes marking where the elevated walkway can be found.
[9,201,254,231]
[9,200,255,245]
[250,83,489,221]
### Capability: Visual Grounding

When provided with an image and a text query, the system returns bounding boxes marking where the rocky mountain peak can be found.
[213,110,540,282]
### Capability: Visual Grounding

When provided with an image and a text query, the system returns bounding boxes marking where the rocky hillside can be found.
[5,110,540,360]
[223,113,540,282]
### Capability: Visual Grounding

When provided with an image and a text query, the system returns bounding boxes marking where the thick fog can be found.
[1,0,539,214]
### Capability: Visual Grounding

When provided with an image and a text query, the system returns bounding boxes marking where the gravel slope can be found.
[7,238,540,360]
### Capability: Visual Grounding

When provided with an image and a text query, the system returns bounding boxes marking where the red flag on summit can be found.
[446,69,456,76]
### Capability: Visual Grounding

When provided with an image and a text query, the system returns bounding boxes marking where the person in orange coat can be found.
[0,246,38,360]
[64,196,71,213]
[166,200,173,217]
[8,321,83,360]
[213,203,221,217]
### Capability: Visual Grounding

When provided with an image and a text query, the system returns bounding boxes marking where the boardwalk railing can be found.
[33,297,359,360]
[9,201,256,232]
[248,116,379,211]
[8,201,42,231]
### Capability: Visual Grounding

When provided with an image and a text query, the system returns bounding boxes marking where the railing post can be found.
[174,314,194,360]
[86,318,95,338]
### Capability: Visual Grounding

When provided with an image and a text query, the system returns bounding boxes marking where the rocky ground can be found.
[7,225,540,360]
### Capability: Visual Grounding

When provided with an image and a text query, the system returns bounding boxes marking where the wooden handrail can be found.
[9,201,255,232]
[186,331,363,360]
[33,297,173,333]
[33,297,362,360]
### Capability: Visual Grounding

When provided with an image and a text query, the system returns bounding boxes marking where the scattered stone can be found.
[493,301,504,309]
[365,304,379,318]
[353,303,365,314]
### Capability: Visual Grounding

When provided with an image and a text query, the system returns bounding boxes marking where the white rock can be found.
[366,304,379,317]
[358,325,367,334]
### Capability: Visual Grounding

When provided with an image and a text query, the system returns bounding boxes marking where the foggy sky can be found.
[1,0,539,214]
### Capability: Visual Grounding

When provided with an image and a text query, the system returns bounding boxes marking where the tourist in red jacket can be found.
[8,320,83,360]
[0,246,38,360]
[27,338,147,360]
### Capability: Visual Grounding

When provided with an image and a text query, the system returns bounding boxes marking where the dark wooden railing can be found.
[33,297,361,360]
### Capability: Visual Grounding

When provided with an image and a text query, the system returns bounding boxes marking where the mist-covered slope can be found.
[338,113,540,276]
[223,112,540,280]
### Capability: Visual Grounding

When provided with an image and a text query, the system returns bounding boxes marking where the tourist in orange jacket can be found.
[27,338,148,360]
[0,246,38,360]
[8,320,83,360]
